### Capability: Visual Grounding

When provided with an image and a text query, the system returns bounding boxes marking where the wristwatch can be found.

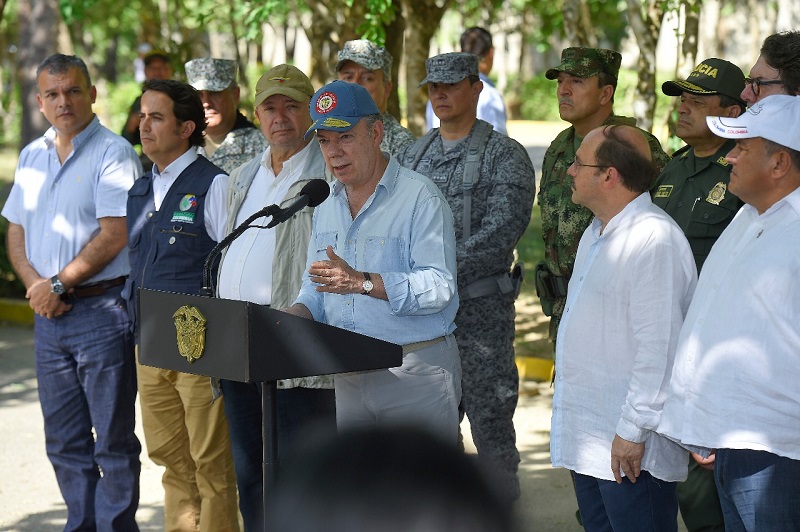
[361,272,374,295]
[50,275,66,295]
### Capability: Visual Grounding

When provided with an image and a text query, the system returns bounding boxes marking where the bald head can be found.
[591,124,657,193]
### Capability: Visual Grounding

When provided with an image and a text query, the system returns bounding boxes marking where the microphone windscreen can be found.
[301,179,331,207]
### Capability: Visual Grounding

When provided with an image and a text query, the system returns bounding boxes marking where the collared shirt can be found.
[218,142,313,304]
[538,115,671,340]
[551,193,697,482]
[659,188,800,461]
[197,112,268,173]
[294,157,458,345]
[151,149,228,241]
[2,116,141,282]
[426,73,508,135]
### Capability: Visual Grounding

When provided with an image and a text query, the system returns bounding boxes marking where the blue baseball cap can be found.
[305,80,380,139]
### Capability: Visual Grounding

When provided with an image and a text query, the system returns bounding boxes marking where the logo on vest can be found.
[179,194,198,211]
[171,212,195,224]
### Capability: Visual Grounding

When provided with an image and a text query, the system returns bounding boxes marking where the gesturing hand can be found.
[309,246,362,294]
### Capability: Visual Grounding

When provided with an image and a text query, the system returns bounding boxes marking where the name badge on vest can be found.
[172,194,198,224]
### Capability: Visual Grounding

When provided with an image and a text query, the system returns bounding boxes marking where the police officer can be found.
[334,39,415,154]
[653,57,746,532]
[537,47,670,342]
[396,52,536,501]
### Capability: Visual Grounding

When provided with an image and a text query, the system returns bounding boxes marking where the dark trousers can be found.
[715,448,800,532]
[573,470,678,532]
[220,380,336,531]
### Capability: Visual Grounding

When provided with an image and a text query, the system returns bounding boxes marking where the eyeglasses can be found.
[744,77,783,97]
[571,156,607,170]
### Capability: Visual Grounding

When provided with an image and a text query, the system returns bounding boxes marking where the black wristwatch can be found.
[361,272,374,295]
[50,275,66,295]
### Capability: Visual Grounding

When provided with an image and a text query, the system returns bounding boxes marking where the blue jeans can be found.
[573,470,678,532]
[714,448,800,531]
[220,381,336,532]
[34,292,140,531]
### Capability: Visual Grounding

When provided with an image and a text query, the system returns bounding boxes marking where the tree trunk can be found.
[625,0,665,132]
[399,0,451,136]
[384,0,405,122]
[563,0,596,47]
[665,1,700,143]
[18,0,60,149]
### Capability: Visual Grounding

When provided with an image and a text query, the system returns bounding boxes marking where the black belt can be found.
[68,276,126,299]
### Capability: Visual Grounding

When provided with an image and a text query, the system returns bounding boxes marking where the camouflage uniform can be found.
[185,57,268,173]
[397,52,536,501]
[199,113,267,173]
[336,39,415,155]
[381,112,415,154]
[539,48,670,341]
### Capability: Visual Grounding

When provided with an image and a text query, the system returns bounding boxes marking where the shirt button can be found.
[677,201,683,207]
[169,236,176,244]
[147,212,154,219]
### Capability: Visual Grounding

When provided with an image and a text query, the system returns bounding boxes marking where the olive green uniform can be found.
[652,139,742,532]
[538,115,670,340]
[652,139,743,273]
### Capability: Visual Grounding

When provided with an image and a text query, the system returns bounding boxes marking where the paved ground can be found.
[0,323,584,531]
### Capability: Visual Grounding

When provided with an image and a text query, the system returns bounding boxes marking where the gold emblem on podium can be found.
[173,305,207,363]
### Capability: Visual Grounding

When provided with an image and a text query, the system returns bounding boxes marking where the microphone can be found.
[199,179,330,296]
[266,179,330,229]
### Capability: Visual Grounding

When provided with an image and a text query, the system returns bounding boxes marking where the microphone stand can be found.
[200,204,281,296]
[198,203,283,530]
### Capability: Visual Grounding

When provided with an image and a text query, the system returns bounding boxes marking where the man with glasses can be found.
[537,47,669,349]
[653,57,746,532]
[550,124,697,530]
[741,30,800,106]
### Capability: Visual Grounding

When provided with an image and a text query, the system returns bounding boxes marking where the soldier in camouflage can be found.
[396,52,536,501]
[335,39,415,154]
[538,47,670,341]
[185,58,268,172]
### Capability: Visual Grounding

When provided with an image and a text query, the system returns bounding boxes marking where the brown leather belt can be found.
[402,336,447,356]
[71,276,126,298]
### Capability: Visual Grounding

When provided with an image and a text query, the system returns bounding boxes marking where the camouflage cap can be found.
[254,64,315,108]
[545,47,622,80]
[662,58,745,105]
[185,58,237,92]
[336,39,393,81]
[418,52,479,87]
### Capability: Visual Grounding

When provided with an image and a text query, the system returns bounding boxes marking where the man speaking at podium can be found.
[285,80,462,444]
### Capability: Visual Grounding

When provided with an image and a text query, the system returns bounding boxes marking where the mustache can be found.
[559,98,573,105]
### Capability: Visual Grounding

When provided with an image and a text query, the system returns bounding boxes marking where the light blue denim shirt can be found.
[294,156,458,345]
[2,116,141,282]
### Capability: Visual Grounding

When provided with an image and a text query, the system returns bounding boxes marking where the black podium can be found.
[137,287,402,528]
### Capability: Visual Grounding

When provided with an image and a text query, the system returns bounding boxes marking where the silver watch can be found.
[361,272,374,295]
[50,275,66,295]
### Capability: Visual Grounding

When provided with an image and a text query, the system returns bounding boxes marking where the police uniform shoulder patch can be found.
[714,156,730,167]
